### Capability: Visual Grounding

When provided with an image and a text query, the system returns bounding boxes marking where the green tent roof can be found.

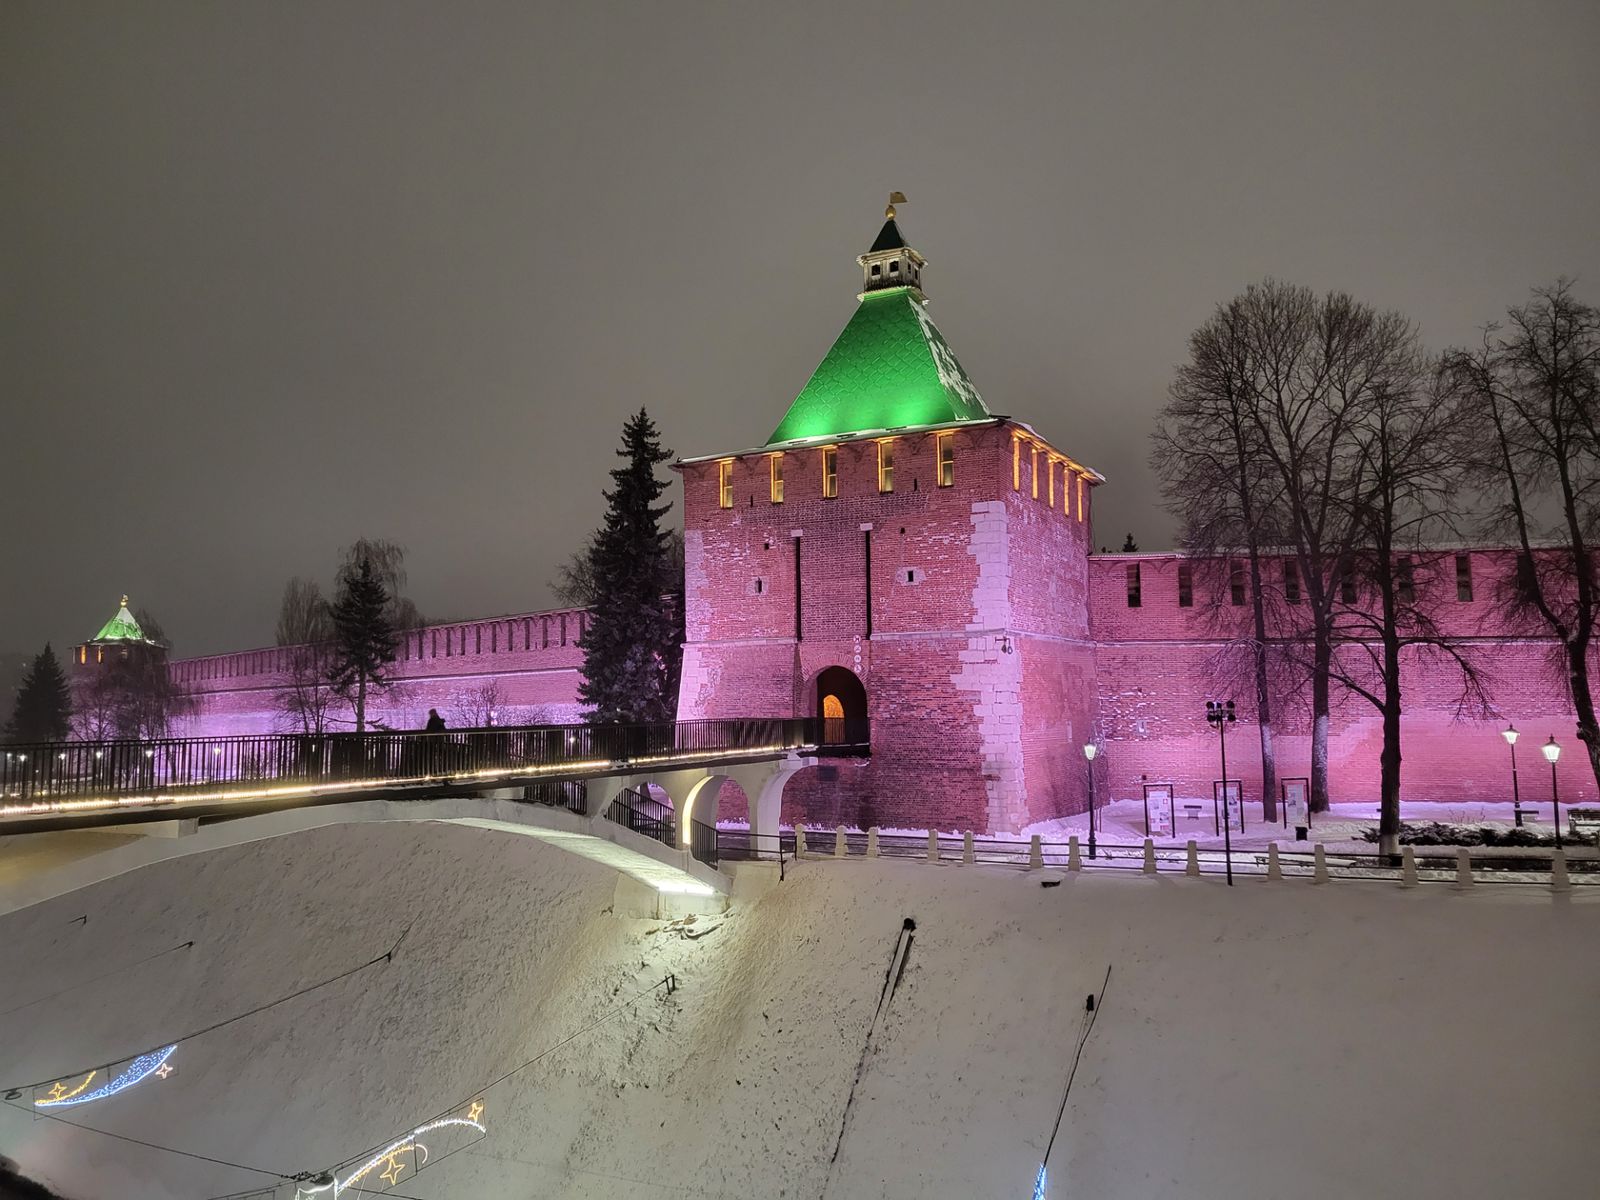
[765,286,990,446]
[92,598,148,643]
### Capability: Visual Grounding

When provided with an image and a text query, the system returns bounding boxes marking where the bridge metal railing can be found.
[605,786,677,849]
[0,717,821,815]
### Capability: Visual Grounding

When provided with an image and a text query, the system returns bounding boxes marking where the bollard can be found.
[835,825,847,858]
[1552,847,1570,891]
[1266,842,1282,882]
[1185,839,1200,877]
[1400,845,1418,888]
[1313,844,1330,884]
[1143,838,1158,875]
[867,827,880,858]
[926,829,939,863]
[963,831,975,865]
[1068,835,1082,871]
[1029,834,1043,869]
[795,825,808,857]
[1454,847,1474,888]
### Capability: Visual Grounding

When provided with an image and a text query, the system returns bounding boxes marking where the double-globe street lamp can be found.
[1543,736,1563,850]
[1084,742,1099,859]
[1206,700,1237,887]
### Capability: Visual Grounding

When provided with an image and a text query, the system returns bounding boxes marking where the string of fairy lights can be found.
[1,952,677,1199]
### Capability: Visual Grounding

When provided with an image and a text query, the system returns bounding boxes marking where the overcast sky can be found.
[4,1,1597,657]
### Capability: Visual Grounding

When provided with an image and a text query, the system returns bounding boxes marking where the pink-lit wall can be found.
[169,608,589,736]
[1090,551,1595,813]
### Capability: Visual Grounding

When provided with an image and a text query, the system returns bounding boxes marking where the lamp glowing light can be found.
[1502,724,1519,746]
[1542,737,1561,765]
[1082,744,1097,761]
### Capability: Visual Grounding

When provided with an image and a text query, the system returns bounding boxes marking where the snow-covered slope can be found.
[1,824,1595,1199]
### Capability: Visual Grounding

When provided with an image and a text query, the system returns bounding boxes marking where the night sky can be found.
[5,1,1597,657]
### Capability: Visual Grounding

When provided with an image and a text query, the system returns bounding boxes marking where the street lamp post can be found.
[1542,736,1563,850]
[1084,743,1099,860]
[1502,724,1522,824]
[1206,700,1237,886]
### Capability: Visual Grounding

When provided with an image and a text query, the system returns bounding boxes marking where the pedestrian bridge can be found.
[0,720,858,908]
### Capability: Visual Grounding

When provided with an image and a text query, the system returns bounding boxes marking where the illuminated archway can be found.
[815,666,867,750]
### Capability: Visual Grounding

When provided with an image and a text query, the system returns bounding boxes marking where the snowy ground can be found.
[1,823,1596,1199]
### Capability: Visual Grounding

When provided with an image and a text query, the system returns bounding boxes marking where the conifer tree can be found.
[328,552,398,732]
[577,408,682,723]
[4,644,73,743]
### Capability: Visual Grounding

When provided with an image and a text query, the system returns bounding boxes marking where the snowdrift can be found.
[1,823,1595,1198]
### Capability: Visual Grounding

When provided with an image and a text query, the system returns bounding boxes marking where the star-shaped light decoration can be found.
[467,1100,484,1123]
[44,1082,68,1102]
[378,1154,407,1187]
[154,1062,173,1079]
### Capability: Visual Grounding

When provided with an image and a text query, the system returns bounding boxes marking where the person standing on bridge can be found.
[424,708,446,774]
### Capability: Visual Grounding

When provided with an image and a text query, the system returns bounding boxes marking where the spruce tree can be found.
[328,553,398,732]
[4,644,73,743]
[577,408,682,723]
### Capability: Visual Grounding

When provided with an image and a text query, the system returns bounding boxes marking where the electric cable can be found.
[2,1097,289,1180]
[0,926,408,1095]
[0,941,194,1019]
[321,972,675,1178]
[1035,962,1114,1196]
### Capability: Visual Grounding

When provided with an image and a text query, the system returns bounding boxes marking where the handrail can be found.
[0,718,821,814]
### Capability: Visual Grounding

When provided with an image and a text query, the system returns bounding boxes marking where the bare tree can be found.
[1328,359,1487,852]
[275,577,335,735]
[1445,281,1600,788]
[1240,284,1405,813]
[1154,296,1287,817]
[448,678,506,728]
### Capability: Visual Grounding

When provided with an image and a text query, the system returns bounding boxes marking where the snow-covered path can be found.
[1,823,1595,1199]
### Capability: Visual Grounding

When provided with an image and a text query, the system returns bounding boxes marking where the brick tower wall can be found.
[677,421,1103,834]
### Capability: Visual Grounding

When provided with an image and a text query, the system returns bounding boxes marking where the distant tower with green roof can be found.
[675,197,1103,836]
[72,595,164,672]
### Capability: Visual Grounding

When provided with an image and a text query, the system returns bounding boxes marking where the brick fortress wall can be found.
[1090,550,1596,813]
[166,608,589,736]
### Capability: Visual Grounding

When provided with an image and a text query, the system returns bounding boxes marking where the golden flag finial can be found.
[120,594,129,608]
[886,190,907,219]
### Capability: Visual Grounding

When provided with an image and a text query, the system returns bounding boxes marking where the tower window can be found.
[870,264,881,276]
[1456,553,1473,601]
[1126,563,1142,608]
[1396,555,1415,604]
[936,433,954,487]
[877,440,894,493]
[770,453,784,504]
[1339,555,1357,604]
[822,446,838,498]
[718,459,733,509]
[1284,560,1301,604]
[889,260,900,273]
[1230,562,1246,606]
[1178,562,1193,608]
